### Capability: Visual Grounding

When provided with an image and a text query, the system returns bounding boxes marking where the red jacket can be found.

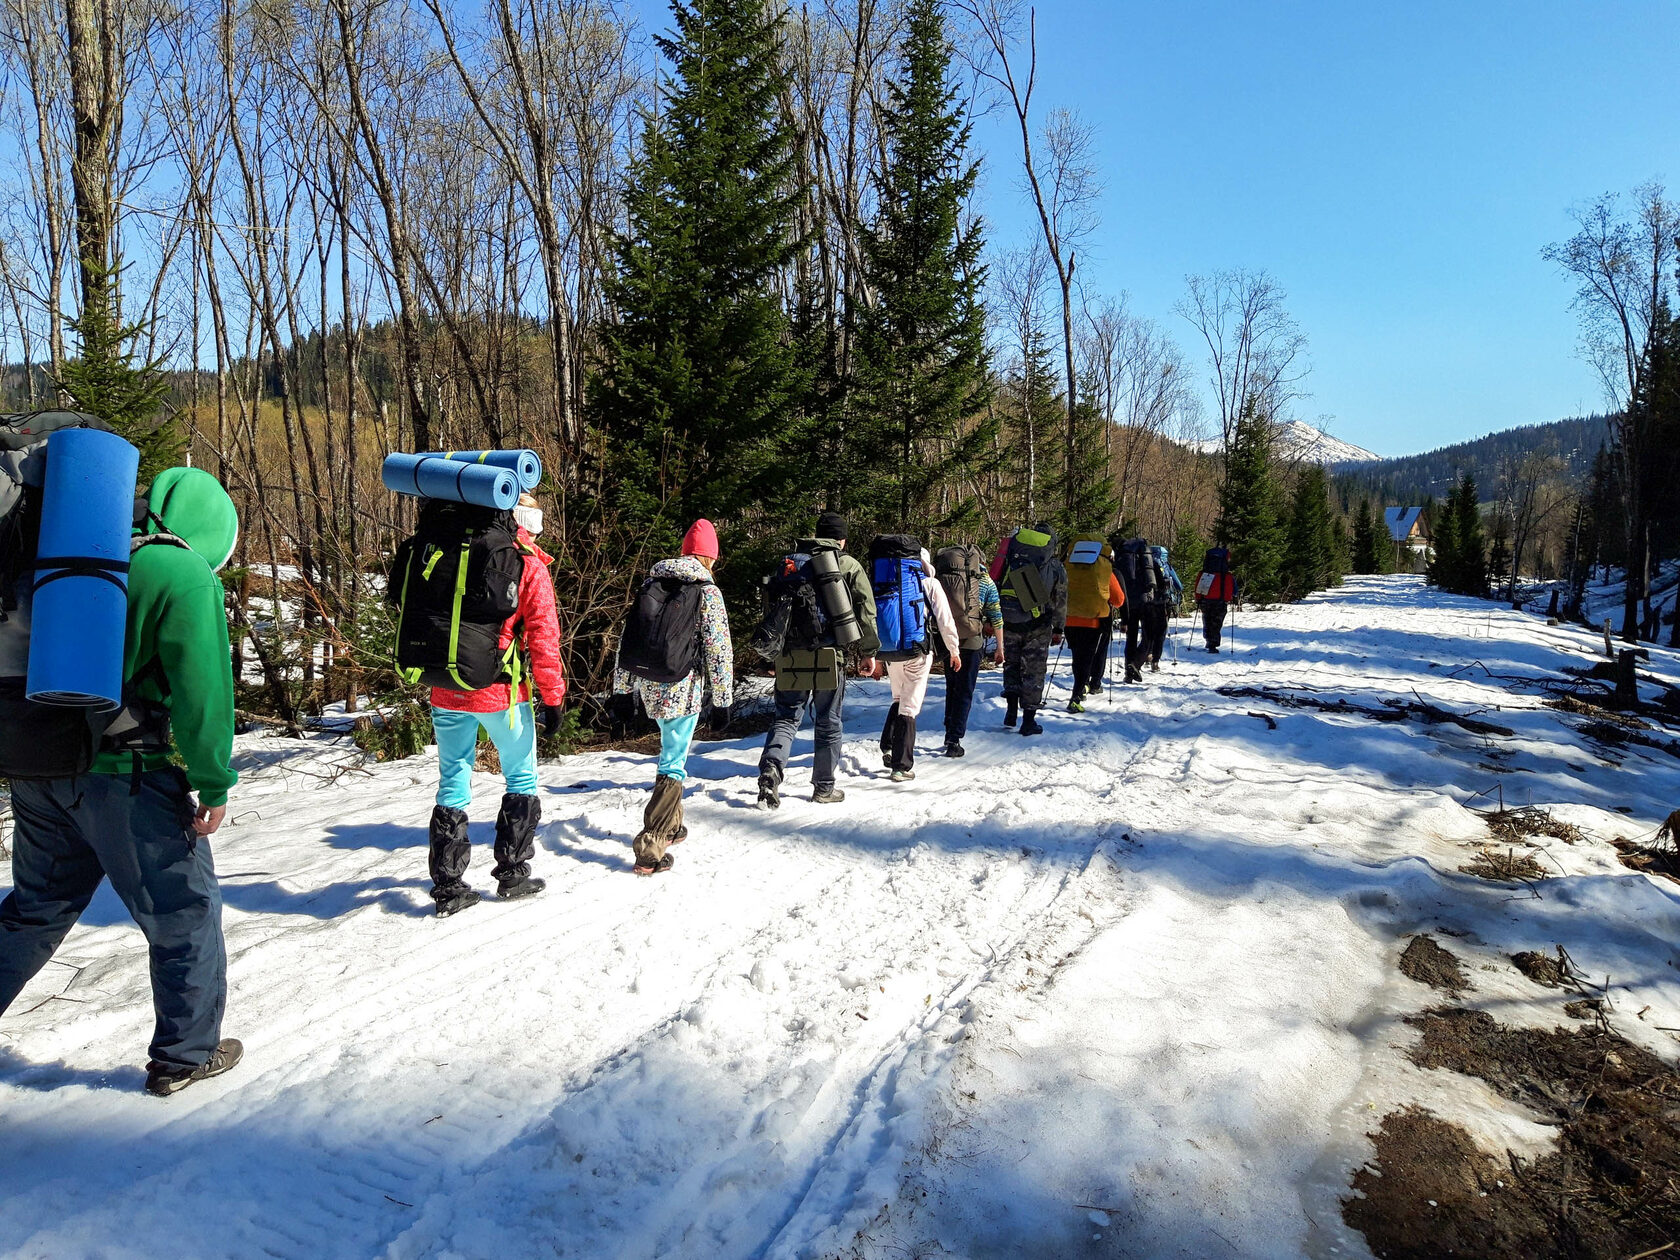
[1196,571,1237,603]
[431,531,566,714]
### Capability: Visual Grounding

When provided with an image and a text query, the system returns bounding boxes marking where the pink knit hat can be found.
[681,518,720,560]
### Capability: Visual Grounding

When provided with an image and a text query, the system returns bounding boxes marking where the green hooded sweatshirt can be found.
[91,467,240,806]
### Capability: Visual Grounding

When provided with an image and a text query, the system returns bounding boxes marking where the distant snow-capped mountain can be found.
[1189,421,1379,464]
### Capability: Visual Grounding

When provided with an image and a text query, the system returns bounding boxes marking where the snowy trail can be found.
[4,576,1679,1259]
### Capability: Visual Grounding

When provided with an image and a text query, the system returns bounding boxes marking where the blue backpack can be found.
[868,535,928,662]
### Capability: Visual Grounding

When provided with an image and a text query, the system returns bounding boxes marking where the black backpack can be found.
[1115,537,1157,605]
[388,499,526,691]
[750,552,827,662]
[620,574,711,684]
[1203,546,1231,574]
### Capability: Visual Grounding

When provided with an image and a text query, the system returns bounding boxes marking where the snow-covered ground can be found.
[3,576,1678,1259]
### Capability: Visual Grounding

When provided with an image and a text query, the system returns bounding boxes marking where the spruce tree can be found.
[1281,463,1337,598]
[1488,511,1512,598]
[1217,400,1284,601]
[1428,484,1460,589]
[1059,388,1117,537]
[592,0,808,554]
[58,258,182,481]
[1000,328,1061,524]
[1454,473,1487,594]
[850,0,993,536]
[1351,499,1378,573]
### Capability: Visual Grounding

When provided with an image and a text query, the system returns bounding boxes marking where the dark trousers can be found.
[1202,600,1229,648]
[1123,612,1146,679]
[943,647,982,742]
[1141,605,1170,663]
[0,770,227,1070]
[1066,625,1109,699]
[879,703,918,772]
[760,673,848,791]
[1002,628,1052,713]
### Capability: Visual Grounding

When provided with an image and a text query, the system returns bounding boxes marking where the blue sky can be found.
[630,0,1680,457]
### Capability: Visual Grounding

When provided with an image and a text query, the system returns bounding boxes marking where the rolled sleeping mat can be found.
[26,427,141,710]
[418,449,542,490]
[381,452,518,510]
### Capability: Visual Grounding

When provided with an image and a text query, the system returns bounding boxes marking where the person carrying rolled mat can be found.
[611,519,734,876]
[874,546,963,782]
[1062,534,1125,713]
[1144,544,1182,670]
[756,511,879,808]
[427,492,565,915]
[0,466,244,1097]
[988,523,1067,737]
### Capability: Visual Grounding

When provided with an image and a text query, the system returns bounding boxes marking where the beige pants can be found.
[886,653,935,718]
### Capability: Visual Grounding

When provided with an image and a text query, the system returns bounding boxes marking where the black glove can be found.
[709,704,731,733]
[538,704,564,738]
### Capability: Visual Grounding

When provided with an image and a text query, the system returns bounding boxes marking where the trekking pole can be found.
[1191,606,1202,651]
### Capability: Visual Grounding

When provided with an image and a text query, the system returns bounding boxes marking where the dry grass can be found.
[1460,848,1549,883]
[1481,805,1586,846]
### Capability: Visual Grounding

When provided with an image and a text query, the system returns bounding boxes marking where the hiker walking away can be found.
[613,519,733,876]
[423,492,565,915]
[872,542,963,781]
[1143,545,1181,671]
[932,544,1003,757]
[1194,546,1238,653]
[1113,536,1159,684]
[0,462,244,1097]
[1062,535,1125,712]
[753,512,879,808]
[988,524,1067,736]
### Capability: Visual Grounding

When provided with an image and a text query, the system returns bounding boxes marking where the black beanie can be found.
[815,510,848,541]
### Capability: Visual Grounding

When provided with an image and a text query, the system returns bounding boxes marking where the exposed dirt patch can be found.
[1399,934,1471,993]
[1546,693,1648,729]
[1461,848,1549,883]
[1482,805,1586,846]
[1564,998,1605,1021]
[1510,949,1567,988]
[1345,1008,1680,1258]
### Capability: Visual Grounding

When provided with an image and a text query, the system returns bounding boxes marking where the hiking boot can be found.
[634,853,675,877]
[1207,645,1220,654]
[1004,697,1019,728]
[812,786,846,804]
[756,769,782,810]
[1020,713,1044,737]
[435,887,482,917]
[497,875,546,900]
[943,740,965,758]
[1150,659,1160,672]
[1067,699,1085,714]
[145,1039,243,1097]
[890,769,915,783]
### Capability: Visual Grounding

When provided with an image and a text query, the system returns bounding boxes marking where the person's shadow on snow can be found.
[0,1044,147,1093]
[542,818,636,873]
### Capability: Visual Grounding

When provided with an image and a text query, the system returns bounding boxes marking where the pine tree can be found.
[1059,387,1118,537]
[1487,511,1512,598]
[1217,400,1284,601]
[1454,473,1487,594]
[592,0,809,553]
[1428,484,1460,589]
[57,258,182,481]
[850,0,993,536]
[1281,463,1337,598]
[1351,499,1378,574]
[999,328,1061,524]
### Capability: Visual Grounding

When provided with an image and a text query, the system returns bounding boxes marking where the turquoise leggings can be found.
[657,713,700,780]
[433,705,538,809]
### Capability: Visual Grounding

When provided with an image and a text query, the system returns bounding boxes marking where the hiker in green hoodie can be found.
[0,467,243,1097]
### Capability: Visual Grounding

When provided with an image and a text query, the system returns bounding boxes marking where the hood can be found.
[1015,526,1056,552]
[798,536,844,555]
[652,554,712,582]
[146,467,238,572]
[517,527,554,567]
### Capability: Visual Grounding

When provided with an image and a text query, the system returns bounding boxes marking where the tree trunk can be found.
[64,0,121,320]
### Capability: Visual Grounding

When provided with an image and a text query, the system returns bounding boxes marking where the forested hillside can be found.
[1335,415,1608,504]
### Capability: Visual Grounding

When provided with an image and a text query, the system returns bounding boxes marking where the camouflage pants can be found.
[1002,628,1053,713]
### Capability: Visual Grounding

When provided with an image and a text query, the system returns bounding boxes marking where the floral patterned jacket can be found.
[612,555,735,720]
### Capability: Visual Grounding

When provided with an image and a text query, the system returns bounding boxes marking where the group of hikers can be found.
[0,432,1240,1094]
